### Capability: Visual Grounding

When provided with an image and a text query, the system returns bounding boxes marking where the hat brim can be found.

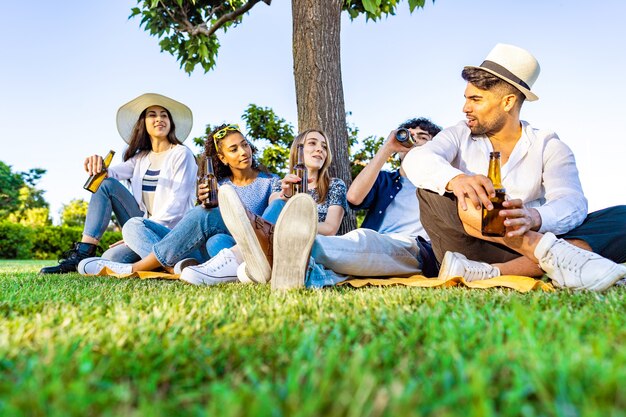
[464,65,539,102]
[116,93,193,144]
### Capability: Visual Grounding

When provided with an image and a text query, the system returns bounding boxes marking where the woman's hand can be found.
[197,183,209,204]
[84,155,106,176]
[279,174,301,199]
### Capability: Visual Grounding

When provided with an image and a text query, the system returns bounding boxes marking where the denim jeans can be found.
[83,177,144,240]
[123,205,229,267]
[202,199,288,257]
[311,229,422,277]
[102,244,141,263]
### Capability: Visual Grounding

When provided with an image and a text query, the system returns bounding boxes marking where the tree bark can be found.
[292,0,356,233]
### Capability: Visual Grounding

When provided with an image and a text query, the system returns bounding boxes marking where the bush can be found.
[0,221,34,259]
[0,223,122,260]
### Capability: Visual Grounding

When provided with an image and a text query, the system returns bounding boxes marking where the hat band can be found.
[480,60,531,91]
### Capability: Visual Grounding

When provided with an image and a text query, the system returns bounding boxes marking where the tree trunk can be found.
[292,0,356,233]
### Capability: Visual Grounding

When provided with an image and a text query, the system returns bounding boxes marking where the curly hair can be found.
[461,67,525,106]
[289,129,333,204]
[398,117,443,137]
[200,123,266,181]
[123,107,182,161]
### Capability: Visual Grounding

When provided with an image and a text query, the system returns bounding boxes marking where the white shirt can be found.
[378,176,429,240]
[402,120,588,235]
[108,144,198,229]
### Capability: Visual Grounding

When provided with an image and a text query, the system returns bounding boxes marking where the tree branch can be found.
[161,0,270,37]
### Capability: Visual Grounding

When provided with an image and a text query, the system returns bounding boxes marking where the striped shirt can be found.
[142,148,173,217]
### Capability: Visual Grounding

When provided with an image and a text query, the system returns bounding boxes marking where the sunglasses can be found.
[212,124,241,151]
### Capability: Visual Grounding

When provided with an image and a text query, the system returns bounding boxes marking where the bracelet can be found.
[281,192,292,199]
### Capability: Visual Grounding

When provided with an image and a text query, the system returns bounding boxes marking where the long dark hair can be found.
[200,123,266,181]
[123,107,182,161]
[290,129,332,204]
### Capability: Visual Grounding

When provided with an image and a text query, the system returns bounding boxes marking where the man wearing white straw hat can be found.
[40,93,197,274]
[403,43,626,291]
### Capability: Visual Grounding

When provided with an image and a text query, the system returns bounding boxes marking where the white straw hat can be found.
[116,93,193,143]
[465,43,540,101]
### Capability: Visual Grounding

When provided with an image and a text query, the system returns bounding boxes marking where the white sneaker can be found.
[179,248,239,286]
[173,258,200,274]
[78,257,133,275]
[534,233,626,291]
[438,251,501,282]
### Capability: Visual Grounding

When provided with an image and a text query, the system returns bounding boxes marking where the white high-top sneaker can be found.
[534,233,626,291]
[438,251,501,282]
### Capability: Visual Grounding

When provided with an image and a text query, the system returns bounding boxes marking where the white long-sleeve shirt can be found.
[107,144,198,229]
[402,120,588,235]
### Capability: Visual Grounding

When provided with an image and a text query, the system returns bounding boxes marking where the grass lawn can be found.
[1,260,626,417]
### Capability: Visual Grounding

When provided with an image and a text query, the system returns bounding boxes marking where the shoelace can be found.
[544,240,592,273]
[464,262,496,281]
[206,255,235,273]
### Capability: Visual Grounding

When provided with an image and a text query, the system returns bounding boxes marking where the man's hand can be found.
[447,174,495,211]
[500,199,542,237]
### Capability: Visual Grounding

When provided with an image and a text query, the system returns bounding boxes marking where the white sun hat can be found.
[116,93,193,143]
[465,43,540,101]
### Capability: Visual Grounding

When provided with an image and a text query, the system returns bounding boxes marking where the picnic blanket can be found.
[88,267,554,292]
[338,274,554,292]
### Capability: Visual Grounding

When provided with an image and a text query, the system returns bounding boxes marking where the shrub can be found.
[0,223,122,260]
[0,221,34,259]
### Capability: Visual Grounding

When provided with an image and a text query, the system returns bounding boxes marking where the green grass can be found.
[1,260,626,417]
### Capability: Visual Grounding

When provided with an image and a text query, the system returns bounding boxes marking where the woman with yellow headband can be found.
[76,123,280,275]
[180,129,348,286]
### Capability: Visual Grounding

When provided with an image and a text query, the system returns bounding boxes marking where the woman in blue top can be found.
[77,123,280,275]
[180,128,348,285]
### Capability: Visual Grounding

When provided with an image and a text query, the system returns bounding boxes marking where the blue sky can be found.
[2,0,625,223]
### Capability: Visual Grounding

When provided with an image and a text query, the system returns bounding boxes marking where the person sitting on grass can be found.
[39,93,197,274]
[403,43,626,291]
[76,123,280,276]
[215,118,443,290]
[180,129,348,286]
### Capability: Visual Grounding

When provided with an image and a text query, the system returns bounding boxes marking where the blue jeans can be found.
[123,205,229,267]
[83,178,143,262]
[84,178,144,239]
[204,199,288,257]
[102,243,141,263]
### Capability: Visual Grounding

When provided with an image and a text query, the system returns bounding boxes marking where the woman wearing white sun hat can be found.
[40,93,198,274]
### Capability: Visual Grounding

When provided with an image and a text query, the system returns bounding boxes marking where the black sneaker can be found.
[39,242,98,274]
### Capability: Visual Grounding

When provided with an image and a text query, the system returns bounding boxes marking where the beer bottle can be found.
[83,150,115,193]
[481,151,506,237]
[291,143,308,195]
[199,156,219,209]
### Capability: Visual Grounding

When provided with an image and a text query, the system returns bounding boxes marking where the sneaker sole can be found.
[271,194,317,291]
[179,268,238,286]
[77,257,106,276]
[219,185,271,284]
[173,258,200,275]
[437,251,456,280]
